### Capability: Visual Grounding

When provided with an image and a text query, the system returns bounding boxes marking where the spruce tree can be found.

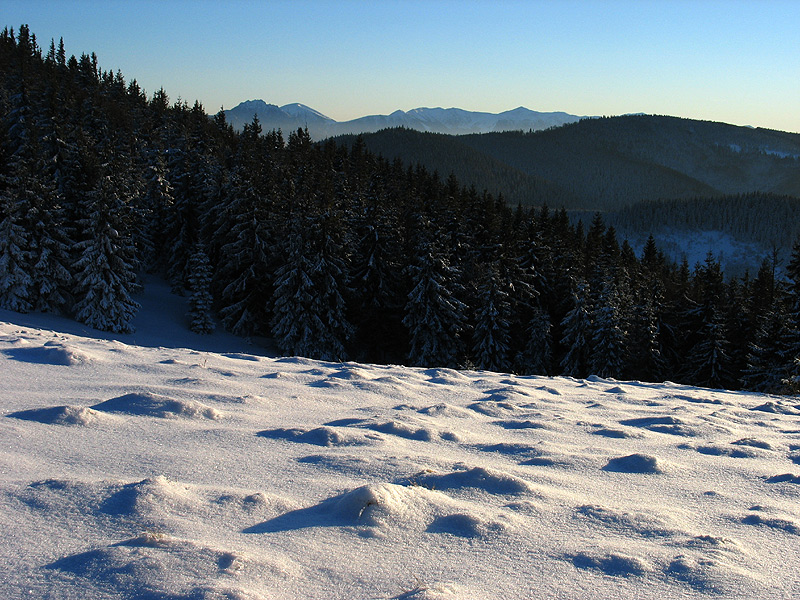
[186,244,215,334]
[270,212,353,361]
[560,281,592,378]
[471,262,512,372]
[516,306,552,375]
[0,189,33,312]
[589,276,627,379]
[403,233,467,368]
[72,172,140,333]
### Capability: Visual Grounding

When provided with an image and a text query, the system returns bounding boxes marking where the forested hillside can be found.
[608,193,800,254]
[2,25,800,394]
[337,116,800,211]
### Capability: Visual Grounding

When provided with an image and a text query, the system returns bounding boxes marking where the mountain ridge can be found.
[223,100,583,138]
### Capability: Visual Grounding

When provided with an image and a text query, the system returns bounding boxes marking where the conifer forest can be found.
[2,25,800,395]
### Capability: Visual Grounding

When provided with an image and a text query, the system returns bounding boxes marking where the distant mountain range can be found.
[223,100,582,139]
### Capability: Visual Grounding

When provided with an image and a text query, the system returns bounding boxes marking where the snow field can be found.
[2,315,800,598]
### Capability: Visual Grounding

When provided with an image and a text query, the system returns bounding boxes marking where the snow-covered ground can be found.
[625,228,770,277]
[2,282,800,599]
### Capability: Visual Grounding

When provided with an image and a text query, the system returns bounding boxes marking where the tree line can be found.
[1,25,799,394]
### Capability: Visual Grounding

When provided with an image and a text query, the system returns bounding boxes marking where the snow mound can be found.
[619,416,702,437]
[691,444,758,458]
[472,442,544,458]
[101,476,201,521]
[426,512,507,538]
[221,352,261,362]
[568,551,652,577]
[297,453,418,480]
[7,404,114,426]
[494,419,548,430]
[765,473,800,484]
[257,426,375,447]
[404,467,533,495]
[392,583,467,599]
[331,483,433,526]
[590,426,638,438]
[575,504,680,537]
[741,512,799,535]
[417,403,473,418]
[367,420,435,441]
[247,481,514,540]
[91,392,221,420]
[731,437,773,450]
[467,401,525,417]
[750,401,800,415]
[423,368,470,384]
[603,454,664,474]
[2,341,91,365]
[46,534,271,600]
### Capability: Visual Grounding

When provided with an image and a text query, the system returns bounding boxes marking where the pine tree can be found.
[471,262,512,372]
[186,244,215,334]
[627,281,666,382]
[743,306,787,392]
[72,173,140,333]
[0,189,33,312]
[686,310,732,389]
[403,234,467,368]
[516,305,552,375]
[270,212,353,361]
[589,276,627,378]
[214,167,274,336]
[779,241,800,392]
[349,202,405,362]
[560,281,592,378]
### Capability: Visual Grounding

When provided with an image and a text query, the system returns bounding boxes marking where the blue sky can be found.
[3,0,799,132]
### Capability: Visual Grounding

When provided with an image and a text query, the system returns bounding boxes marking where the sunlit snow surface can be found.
[2,292,800,598]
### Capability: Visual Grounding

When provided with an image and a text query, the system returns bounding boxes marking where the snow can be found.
[627,227,770,277]
[2,280,800,598]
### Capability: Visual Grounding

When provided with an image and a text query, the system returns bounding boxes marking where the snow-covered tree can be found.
[0,190,33,312]
[515,305,552,375]
[72,173,140,333]
[186,244,215,334]
[404,237,467,368]
[560,281,592,378]
[471,262,512,372]
[589,277,627,379]
[215,168,274,336]
[742,307,788,393]
[270,213,353,361]
[686,309,731,389]
[349,203,405,363]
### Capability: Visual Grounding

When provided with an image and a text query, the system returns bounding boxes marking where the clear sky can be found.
[3,0,799,132]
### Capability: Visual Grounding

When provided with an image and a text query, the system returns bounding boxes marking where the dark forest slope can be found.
[337,116,800,211]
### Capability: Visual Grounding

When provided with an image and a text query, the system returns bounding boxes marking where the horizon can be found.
[2,0,800,134]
